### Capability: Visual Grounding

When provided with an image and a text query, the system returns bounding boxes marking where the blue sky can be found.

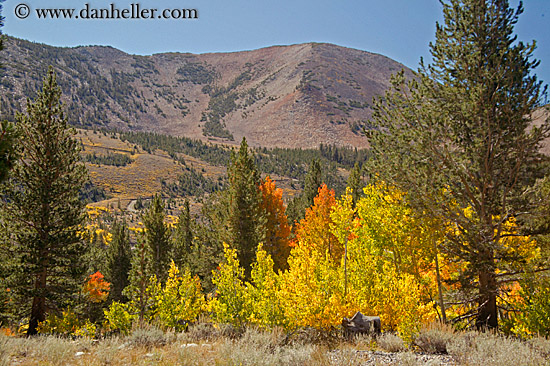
[4,0,550,86]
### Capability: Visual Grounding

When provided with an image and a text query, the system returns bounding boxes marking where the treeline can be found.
[82,152,134,167]
[113,128,369,196]
[161,166,224,197]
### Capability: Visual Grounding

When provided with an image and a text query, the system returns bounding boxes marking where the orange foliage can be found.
[0,327,15,337]
[82,271,111,303]
[259,176,292,271]
[294,184,342,261]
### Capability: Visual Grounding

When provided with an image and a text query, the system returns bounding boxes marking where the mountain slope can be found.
[0,37,412,148]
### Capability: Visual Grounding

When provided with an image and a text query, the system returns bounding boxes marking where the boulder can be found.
[342,311,381,338]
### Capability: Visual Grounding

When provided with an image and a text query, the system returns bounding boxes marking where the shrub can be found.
[126,326,176,348]
[104,301,136,335]
[37,308,96,338]
[377,332,406,353]
[148,261,205,331]
[448,332,547,366]
[412,322,455,354]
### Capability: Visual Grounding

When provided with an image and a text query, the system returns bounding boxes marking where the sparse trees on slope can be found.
[1,68,88,335]
[368,0,549,329]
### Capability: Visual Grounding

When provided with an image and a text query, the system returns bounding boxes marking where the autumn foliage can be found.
[294,184,342,261]
[259,176,291,271]
[82,271,111,303]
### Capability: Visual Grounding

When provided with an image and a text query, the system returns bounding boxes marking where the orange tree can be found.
[259,176,291,271]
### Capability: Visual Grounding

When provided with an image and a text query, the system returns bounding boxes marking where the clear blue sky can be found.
[4,0,550,87]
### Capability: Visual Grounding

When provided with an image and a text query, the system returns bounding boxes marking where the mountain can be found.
[0,36,413,148]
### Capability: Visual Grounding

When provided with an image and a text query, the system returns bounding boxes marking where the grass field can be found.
[2,322,549,366]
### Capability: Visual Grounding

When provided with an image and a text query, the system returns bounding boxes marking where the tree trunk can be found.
[476,268,498,330]
[433,239,447,323]
[27,269,47,336]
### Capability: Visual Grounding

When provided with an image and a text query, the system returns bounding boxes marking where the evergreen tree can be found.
[227,137,265,277]
[142,194,171,283]
[124,238,151,322]
[172,199,194,270]
[287,159,322,225]
[1,68,88,335]
[347,162,364,208]
[105,219,131,303]
[368,0,548,329]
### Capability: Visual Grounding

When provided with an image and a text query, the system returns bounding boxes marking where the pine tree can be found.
[368,0,549,329]
[347,162,364,209]
[287,159,322,225]
[142,194,171,283]
[172,199,193,270]
[1,68,88,335]
[124,238,151,322]
[105,219,131,303]
[227,137,265,277]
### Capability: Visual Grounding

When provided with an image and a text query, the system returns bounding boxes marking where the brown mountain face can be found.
[0,37,413,148]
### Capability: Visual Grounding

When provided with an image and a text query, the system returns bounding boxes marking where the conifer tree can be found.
[124,238,151,322]
[347,162,364,209]
[287,159,322,225]
[227,137,265,277]
[172,199,194,270]
[142,194,171,283]
[368,0,548,329]
[105,219,131,303]
[1,68,88,335]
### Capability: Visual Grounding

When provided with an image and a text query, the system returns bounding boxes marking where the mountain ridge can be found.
[1,36,413,148]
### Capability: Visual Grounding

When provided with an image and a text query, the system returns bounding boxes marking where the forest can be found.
[1,1,550,365]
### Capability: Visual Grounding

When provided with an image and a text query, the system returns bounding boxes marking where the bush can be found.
[377,332,406,352]
[448,332,547,366]
[148,261,205,331]
[126,326,176,348]
[104,301,136,335]
[37,308,96,338]
[412,322,455,354]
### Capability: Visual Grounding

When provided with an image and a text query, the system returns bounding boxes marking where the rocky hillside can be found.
[0,36,412,148]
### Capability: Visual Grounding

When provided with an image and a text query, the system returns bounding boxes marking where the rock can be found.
[342,311,381,338]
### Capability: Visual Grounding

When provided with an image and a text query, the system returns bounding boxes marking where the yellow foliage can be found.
[148,261,205,331]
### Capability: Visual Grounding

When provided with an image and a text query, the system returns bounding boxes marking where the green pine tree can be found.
[1,67,88,335]
[368,0,549,329]
[124,238,151,322]
[347,162,364,208]
[227,137,265,277]
[105,219,132,303]
[172,199,194,270]
[287,159,322,225]
[142,194,171,283]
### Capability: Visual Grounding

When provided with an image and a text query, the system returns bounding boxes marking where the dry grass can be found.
[78,129,183,202]
[412,321,456,354]
[2,324,550,365]
[377,332,406,353]
[448,332,549,366]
